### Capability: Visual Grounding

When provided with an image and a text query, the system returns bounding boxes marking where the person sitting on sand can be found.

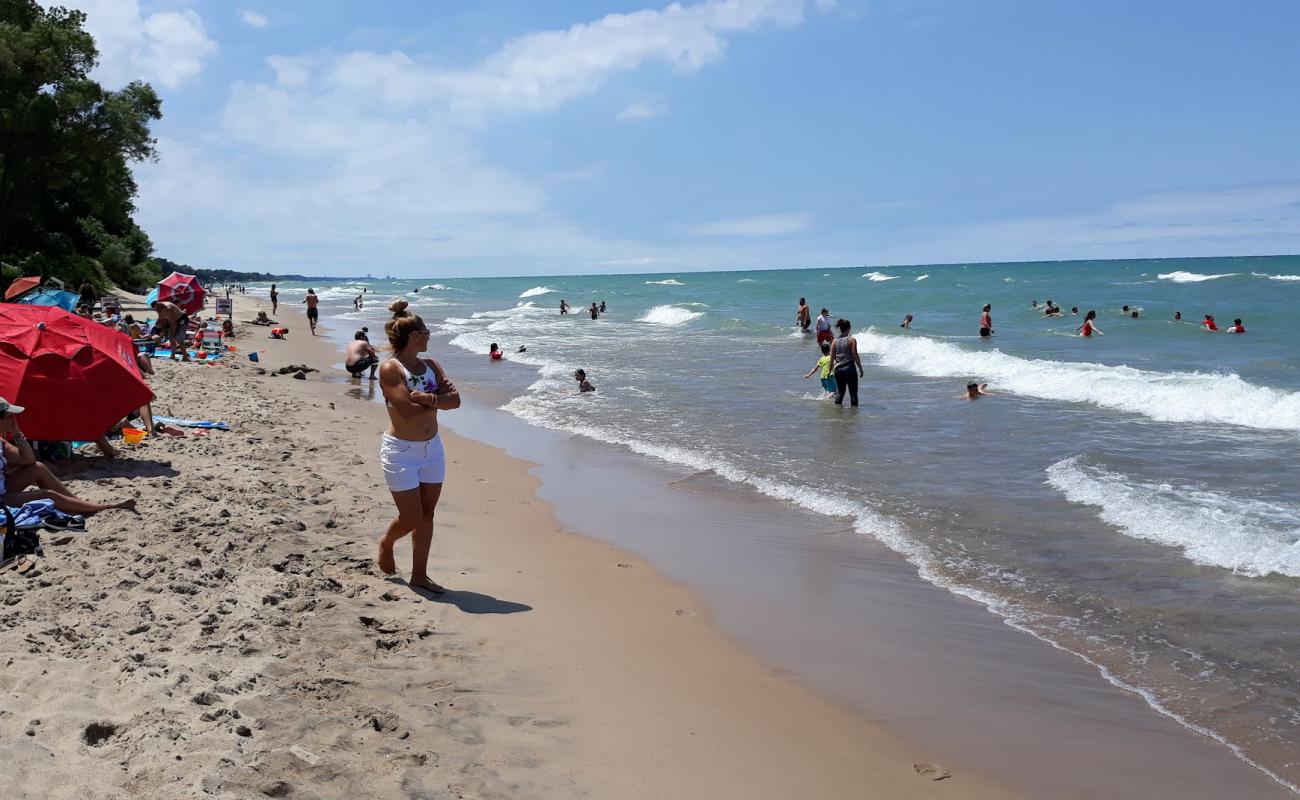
[575,369,595,392]
[1079,310,1103,337]
[345,331,379,380]
[151,300,190,362]
[1227,318,1246,333]
[899,314,913,329]
[489,343,503,361]
[803,342,837,395]
[221,319,235,337]
[376,299,460,595]
[961,382,992,399]
[1,399,136,515]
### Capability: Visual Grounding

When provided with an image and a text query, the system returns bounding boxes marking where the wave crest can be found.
[645,279,685,286]
[1157,271,1239,283]
[1047,457,1300,578]
[637,305,704,326]
[862,271,899,281]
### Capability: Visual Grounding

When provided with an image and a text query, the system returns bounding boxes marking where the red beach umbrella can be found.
[157,272,206,314]
[3,275,41,301]
[0,305,153,441]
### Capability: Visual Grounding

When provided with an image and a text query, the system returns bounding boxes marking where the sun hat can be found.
[0,397,25,414]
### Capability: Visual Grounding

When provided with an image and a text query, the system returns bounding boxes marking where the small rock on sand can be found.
[913,762,952,781]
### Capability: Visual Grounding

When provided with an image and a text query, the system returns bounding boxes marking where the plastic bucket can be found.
[121,428,146,445]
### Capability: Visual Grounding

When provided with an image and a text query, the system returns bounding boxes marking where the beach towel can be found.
[4,500,84,532]
[152,416,231,430]
[153,348,222,362]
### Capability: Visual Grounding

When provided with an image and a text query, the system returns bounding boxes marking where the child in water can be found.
[489,343,503,361]
[1079,310,1103,337]
[961,382,992,399]
[803,342,837,395]
[575,369,595,392]
[1202,314,1219,331]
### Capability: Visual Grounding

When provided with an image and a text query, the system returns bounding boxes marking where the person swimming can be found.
[575,368,595,392]
[489,342,503,361]
[962,382,991,399]
[1130,310,1139,319]
[899,314,913,329]
[1079,309,1103,337]
[1202,314,1218,331]
[1227,318,1246,333]
[1174,311,1182,321]
[1071,307,1079,316]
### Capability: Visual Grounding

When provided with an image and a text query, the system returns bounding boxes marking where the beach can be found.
[1,294,1022,799]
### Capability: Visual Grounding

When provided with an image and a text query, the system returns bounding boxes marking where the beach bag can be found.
[1,507,42,562]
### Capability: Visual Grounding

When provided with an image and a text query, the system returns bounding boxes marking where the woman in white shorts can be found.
[377,299,460,594]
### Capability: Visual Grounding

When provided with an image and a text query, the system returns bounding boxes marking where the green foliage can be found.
[0,0,162,293]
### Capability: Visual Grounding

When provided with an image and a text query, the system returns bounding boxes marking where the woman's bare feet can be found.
[409,576,446,595]
[114,498,138,513]
[377,541,397,575]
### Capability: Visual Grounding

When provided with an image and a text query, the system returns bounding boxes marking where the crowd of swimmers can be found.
[559,299,606,319]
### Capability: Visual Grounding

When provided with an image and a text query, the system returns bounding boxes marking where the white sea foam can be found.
[862,271,899,281]
[736,278,756,283]
[518,286,555,298]
[422,283,453,291]
[1047,457,1300,578]
[1157,271,1239,283]
[645,279,685,286]
[915,274,929,281]
[1268,274,1300,281]
[856,329,1300,431]
[637,305,704,326]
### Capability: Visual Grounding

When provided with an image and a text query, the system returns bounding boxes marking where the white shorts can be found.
[379,433,446,492]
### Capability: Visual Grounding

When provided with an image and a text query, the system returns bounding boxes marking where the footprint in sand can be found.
[674,609,694,617]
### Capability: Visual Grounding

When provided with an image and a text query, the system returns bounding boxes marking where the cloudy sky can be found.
[68,0,1300,277]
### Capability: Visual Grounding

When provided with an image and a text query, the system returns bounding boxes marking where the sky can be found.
[62,0,1300,277]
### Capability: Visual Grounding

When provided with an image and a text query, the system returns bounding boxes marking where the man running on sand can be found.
[303,289,320,335]
[150,300,190,362]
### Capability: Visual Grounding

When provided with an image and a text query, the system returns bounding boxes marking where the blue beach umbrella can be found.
[12,288,80,312]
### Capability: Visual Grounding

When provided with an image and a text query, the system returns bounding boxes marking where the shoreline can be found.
[0,294,1018,798]
[309,293,1296,799]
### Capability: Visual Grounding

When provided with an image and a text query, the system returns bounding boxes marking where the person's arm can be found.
[379,361,437,418]
[852,338,864,376]
[427,359,461,410]
[1,420,36,467]
[803,361,819,379]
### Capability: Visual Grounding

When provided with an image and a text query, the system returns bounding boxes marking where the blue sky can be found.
[67,0,1300,277]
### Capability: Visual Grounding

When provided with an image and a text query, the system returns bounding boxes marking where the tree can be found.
[0,0,163,292]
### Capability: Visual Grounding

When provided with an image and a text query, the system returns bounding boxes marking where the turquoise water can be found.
[272,255,1300,790]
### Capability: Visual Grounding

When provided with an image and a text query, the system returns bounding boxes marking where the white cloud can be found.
[872,183,1300,264]
[326,0,829,114]
[239,9,268,29]
[616,101,668,121]
[61,0,216,88]
[692,212,813,236]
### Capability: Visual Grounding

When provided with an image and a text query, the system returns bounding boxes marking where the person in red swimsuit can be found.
[1078,309,1103,337]
[1202,314,1219,331]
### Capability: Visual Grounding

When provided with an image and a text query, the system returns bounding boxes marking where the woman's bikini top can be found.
[393,358,440,394]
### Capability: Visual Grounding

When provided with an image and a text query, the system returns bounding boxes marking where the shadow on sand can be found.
[405,582,532,614]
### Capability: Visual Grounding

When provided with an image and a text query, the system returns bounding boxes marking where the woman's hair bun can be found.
[389,299,410,317]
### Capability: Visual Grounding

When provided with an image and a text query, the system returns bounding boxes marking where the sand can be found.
[0,293,1017,799]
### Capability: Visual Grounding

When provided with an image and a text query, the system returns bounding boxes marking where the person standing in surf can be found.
[269,283,278,315]
[980,304,994,337]
[831,319,864,407]
[376,299,460,594]
[796,298,811,332]
[815,308,834,346]
[1078,310,1103,337]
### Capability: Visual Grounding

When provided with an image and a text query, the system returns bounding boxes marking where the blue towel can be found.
[153,416,231,430]
[5,500,82,531]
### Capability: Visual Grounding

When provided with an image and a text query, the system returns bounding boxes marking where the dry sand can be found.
[0,293,1017,799]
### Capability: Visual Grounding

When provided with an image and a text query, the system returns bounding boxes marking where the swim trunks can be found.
[346,355,378,375]
[307,307,319,321]
[979,327,991,337]
[816,330,833,345]
[820,376,837,393]
[379,432,446,491]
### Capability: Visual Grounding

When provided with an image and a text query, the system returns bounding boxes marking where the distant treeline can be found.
[156,257,366,285]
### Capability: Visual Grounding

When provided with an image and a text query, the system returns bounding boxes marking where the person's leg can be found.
[834,369,850,405]
[5,488,135,515]
[138,404,155,435]
[379,488,425,574]
[6,461,74,495]
[368,360,378,380]
[846,370,860,407]
[94,436,121,459]
[408,482,445,592]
